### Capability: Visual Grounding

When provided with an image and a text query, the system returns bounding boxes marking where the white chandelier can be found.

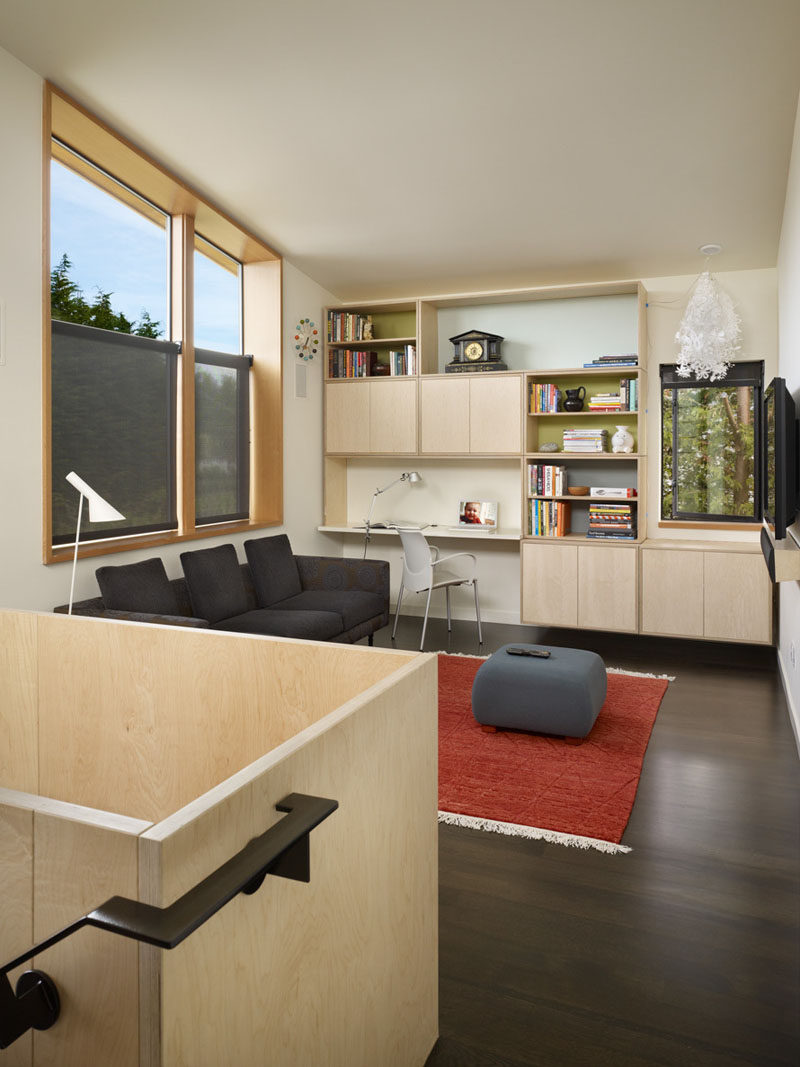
[675,251,742,382]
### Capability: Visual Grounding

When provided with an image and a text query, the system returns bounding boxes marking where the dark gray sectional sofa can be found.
[55,535,390,645]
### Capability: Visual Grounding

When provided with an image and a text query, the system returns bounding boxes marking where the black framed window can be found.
[51,320,179,544]
[660,361,763,522]
[194,349,251,524]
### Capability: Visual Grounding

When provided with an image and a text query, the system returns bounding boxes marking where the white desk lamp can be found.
[65,471,125,614]
[363,471,421,557]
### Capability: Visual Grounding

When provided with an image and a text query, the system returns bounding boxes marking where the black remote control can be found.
[506,646,551,658]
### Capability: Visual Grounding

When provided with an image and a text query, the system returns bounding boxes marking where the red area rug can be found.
[437,654,670,853]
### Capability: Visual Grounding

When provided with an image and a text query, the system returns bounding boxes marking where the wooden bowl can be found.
[567,486,589,496]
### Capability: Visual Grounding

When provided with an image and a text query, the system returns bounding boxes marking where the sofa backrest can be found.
[55,561,258,619]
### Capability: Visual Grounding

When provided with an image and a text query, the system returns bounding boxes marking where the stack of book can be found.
[587,379,638,411]
[527,463,566,496]
[587,502,636,540]
[529,499,570,537]
[327,311,372,343]
[588,391,624,412]
[328,350,378,378]
[583,353,638,369]
[388,345,416,375]
[529,382,560,413]
[563,428,608,452]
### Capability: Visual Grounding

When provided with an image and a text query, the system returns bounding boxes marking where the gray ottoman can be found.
[471,644,607,740]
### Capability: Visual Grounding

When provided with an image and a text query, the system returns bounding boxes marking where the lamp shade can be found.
[65,471,125,523]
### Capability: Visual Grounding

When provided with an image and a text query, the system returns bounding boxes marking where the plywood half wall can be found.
[0,610,438,1066]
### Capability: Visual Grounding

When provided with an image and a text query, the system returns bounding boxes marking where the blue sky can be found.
[51,160,241,352]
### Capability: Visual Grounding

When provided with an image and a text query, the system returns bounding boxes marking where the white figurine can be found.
[611,425,635,453]
[362,316,374,341]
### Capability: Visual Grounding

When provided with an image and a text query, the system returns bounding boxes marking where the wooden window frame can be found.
[43,83,283,564]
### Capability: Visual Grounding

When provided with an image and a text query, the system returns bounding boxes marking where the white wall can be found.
[641,267,778,543]
[0,46,336,612]
[777,90,800,749]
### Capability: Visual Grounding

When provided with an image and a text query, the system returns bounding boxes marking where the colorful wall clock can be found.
[295,318,319,361]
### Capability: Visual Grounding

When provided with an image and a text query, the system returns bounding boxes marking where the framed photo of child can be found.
[457,500,498,527]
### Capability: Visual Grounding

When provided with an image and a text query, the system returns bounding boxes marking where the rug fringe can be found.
[607,667,676,680]
[436,650,491,659]
[438,810,632,854]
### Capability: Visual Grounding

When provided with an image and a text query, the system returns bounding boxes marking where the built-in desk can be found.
[318,524,522,541]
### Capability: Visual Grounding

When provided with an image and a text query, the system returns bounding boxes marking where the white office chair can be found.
[392,528,482,651]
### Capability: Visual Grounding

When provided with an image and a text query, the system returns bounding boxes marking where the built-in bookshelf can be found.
[325,302,419,379]
[523,362,646,541]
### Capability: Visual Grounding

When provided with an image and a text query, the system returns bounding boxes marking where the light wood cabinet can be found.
[640,548,704,637]
[325,380,370,453]
[419,375,522,455]
[522,541,637,632]
[521,541,578,627]
[578,544,638,633]
[703,551,772,643]
[369,378,418,453]
[469,375,522,454]
[640,543,772,644]
[325,380,417,454]
[419,377,470,453]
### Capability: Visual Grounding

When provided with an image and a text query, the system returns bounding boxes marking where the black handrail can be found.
[0,792,337,1049]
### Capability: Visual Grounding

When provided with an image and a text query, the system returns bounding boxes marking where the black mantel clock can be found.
[447,330,508,373]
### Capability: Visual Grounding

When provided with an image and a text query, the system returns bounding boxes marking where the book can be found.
[590,487,637,498]
[583,360,638,368]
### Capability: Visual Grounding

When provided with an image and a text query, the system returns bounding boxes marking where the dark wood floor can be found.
[373,616,800,1067]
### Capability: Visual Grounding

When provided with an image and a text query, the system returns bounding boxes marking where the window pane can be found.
[661,389,673,519]
[194,236,241,353]
[50,153,168,338]
[51,321,178,544]
[195,350,250,524]
[673,385,756,518]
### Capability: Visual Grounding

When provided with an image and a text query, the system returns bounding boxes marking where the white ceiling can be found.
[1,0,799,300]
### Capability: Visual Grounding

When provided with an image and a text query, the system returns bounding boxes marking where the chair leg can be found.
[392,581,405,640]
[445,586,452,632]
[473,580,483,644]
[420,586,433,651]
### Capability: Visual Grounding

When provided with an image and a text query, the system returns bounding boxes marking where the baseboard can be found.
[390,603,521,627]
[777,647,800,759]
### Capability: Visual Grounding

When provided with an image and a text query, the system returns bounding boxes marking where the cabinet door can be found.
[578,544,638,633]
[325,382,370,453]
[419,378,470,453]
[521,541,578,627]
[369,379,417,454]
[640,549,704,637]
[469,376,522,454]
[703,552,773,643]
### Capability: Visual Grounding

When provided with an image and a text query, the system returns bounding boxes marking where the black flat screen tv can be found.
[763,377,799,539]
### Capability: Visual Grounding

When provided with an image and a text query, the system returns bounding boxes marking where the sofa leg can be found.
[480,724,498,734]
[368,634,374,646]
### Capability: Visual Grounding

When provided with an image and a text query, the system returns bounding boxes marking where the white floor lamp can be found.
[65,471,125,614]
[363,471,421,557]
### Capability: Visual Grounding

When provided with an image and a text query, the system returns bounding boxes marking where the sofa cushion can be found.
[212,609,342,641]
[272,589,385,632]
[180,544,249,624]
[244,535,302,606]
[96,557,180,615]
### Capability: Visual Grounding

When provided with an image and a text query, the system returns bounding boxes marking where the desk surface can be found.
[318,525,522,542]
